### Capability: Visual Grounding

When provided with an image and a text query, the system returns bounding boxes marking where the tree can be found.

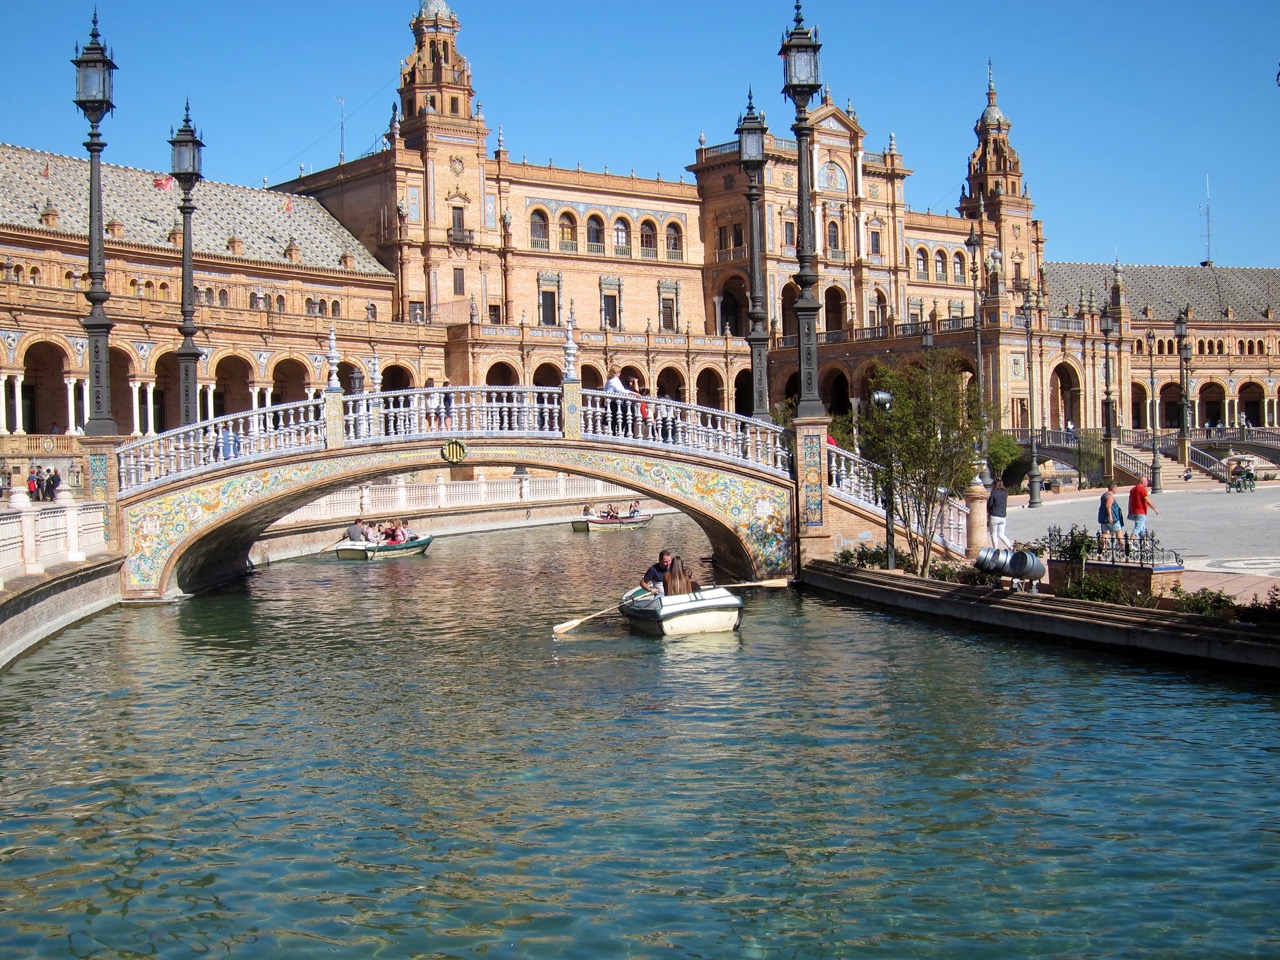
[860,349,983,576]
[986,432,1021,483]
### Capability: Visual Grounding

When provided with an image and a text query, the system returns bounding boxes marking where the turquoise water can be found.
[0,515,1278,958]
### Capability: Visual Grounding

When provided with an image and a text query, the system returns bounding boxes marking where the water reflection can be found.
[0,515,1277,958]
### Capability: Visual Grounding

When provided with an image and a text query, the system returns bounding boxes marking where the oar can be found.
[321,537,348,553]
[552,578,790,636]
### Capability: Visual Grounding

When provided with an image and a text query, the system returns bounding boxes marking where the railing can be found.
[117,399,326,493]
[278,476,643,524]
[1113,447,1151,479]
[1188,447,1227,480]
[579,390,793,476]
[448,227,475,246]
[1043,525,1182,568]
[530,237,550,251]
[344,386,563,443]
[0,499,109,587]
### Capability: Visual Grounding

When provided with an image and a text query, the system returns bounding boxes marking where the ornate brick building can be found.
[1,0,1276,446]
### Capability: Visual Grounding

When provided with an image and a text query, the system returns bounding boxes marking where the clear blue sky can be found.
[4,1,1278,268]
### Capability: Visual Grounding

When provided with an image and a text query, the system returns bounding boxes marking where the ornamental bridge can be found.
[106,383,971,601]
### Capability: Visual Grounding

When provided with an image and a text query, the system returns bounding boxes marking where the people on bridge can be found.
[641,549,672,596]
[43,468,61,501]
[1098,482,1124,544]
[1127,476,1159,538]
[26,468,38,497]
[605,365,639,435]
[987,478,1013,549]
[662,556,699,597]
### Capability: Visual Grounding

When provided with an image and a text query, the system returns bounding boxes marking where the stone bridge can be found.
[107,383,968,601]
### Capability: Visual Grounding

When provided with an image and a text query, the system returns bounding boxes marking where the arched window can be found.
[915,249,928,281]
[827,221,840,252]
[143,280,155,298]
[317,299,328,317]
[275,295,285,314]
[249,291,261,309]
[158,282,170,300]
[558,213,577,252]
[305,298,316,315]
[665,223,683,260]
[613,219,632,257]
[28,267,40,286]
[331,300,341,319]
[935,251,947,282]
[63,270,76,290]
[218,289,229,307]
[529,210,550,250]
[640,220,658,258]
[586,215,605,252]
[953,252,965,283]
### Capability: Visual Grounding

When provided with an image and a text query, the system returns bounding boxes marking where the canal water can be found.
[1,515,1277,959]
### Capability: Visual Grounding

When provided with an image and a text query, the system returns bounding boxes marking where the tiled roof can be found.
[1044,261,1279,324]
[0,143,389,276]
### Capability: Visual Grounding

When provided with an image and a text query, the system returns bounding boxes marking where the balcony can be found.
[560,240,579,254]
[640,246,658,260]
[449,227,475,246]
[530,237,550,251]
[666,248,684,262]
[586,242,605,256]
[614,244,632,258]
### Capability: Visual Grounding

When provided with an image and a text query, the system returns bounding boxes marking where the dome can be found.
[418,0,455,17]
[981,102,1006,125]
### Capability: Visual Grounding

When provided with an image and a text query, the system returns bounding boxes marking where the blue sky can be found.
[3,1,1278,268]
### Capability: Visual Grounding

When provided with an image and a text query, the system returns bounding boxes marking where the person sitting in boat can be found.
[662,556,699,597]
[385,520,408,545]
[641,549,672,596]
[628,500,641,518]
[582,504,596,517]
[401,520,418,541]
[345,518,372,542]
[604,504,619,519]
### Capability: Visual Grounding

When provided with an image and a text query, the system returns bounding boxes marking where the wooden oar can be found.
[321,537,348,553]
[551,578,790,636]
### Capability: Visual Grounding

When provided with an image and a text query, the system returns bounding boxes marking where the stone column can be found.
[57,487,85,561]
[962,468,989,559]
[12,374,25,434]
[0,374,8,435]
[10,486,43,575]
[129,381,142,436]
[64,377,77,433]
[793,415,833,574]
[144,381,157,435]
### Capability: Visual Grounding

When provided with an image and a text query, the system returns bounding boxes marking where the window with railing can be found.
[915,249,928,281]
[559,213,578,253]
[614,219,631,258]
[530,210,550,250]
[935,251,947,282]
[666,223,683,261]
[587,215,605,255]
[640,220,658,259]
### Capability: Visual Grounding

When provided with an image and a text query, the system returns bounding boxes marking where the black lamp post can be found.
[1100,306,1115,441]
[964,225,989,481]
[73,14,118,436]
[170,102,204,426]
[737,91,771,421]
[1175,307,1191,439]
[779,2,824,419]
[1145,327,1163,493]
[920,324,935,351]
[1023,290,1042,507]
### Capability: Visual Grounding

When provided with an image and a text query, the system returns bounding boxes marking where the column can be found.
[78,380,90,432]
[0,374,8,435]
[64,378,77,433]
[713,295,723,335]
[12,374,25,434]
[129,381,142,436]
[144,381,157,434]
[203,383,215,420]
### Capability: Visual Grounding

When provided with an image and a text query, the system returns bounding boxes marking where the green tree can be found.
[985,432,1021,483]
[860,349,983,576]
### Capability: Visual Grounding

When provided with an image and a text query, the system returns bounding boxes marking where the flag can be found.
[153,176,173,191]
[280,197,293,212]
[40,159,50,178]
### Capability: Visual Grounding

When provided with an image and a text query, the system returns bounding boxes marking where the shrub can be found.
[1054,571,1145,605]
[1170,585,1238,619]
[834,543,918,574]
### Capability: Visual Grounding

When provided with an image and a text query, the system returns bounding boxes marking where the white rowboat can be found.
[617,585,743,636]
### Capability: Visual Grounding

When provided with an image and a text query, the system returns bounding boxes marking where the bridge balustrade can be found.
[579,390,792,476]
[117,399,325,492]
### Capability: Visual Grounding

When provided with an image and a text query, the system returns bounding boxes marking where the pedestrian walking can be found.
[1127,475,1159,538]
[1098,481,1124,544]
[987,478,1014,549]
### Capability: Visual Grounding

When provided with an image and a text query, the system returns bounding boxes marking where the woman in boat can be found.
[582,504,596,517]
[662,556,699,597]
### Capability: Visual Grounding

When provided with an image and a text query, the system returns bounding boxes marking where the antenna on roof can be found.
[1199,175,1213,267]
[337,96,346,165]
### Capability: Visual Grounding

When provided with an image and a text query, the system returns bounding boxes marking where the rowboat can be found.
[617,585,743,637]
[570,514,653,532]
[333,535,434,561]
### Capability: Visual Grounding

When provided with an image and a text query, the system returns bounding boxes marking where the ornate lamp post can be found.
[1175,307,1190,439]
[1023,290,1042,507]
[871,389,895,570]
[1145,328,1163,493]
[779,3,824,419]
[170,103,204,426]
[964,225,989,481]
[920,322,935,351]
[1099,306,1116,485]
[736,91,771,421]
[73,14,118,435]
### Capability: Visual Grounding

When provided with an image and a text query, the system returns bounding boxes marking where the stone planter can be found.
[1047,558,1183,597]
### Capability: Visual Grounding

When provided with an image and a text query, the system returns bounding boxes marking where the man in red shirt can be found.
[1127,475,1160,538]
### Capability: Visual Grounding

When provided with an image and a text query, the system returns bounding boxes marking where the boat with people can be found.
[570,514,653,532]
[617,585,743,636]
[333,535,434,561]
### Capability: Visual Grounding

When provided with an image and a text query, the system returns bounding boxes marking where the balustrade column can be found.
[12,374,25,434]
[129,381,142,436]
[202,383,215,420]
[0,374,8,435]
[144,381,157,435]
[77,380,90,431]
[63,378,78,433]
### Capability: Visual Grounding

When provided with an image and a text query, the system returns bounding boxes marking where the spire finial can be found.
[794,0,804,28]
[746,86,755,111]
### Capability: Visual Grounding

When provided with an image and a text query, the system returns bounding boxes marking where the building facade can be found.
[1,0,1277,456]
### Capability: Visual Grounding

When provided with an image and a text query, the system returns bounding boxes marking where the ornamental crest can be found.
[256,351,272,377]
[132,341,153,363]
[0,329,22,364]
[449,155,464,175]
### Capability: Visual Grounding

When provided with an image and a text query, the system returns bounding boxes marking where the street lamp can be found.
[170,102,204,426]
[73,14,119,435]
[920,323,935,351]
[871,389,895,570]
[1022,290,1042,507]
[1145,328,1163,493]
[964,225,989,482]
[736,90,771,421]
[1175,307,1191,439]
[779,3,824,420]
[1099,306,1115,441]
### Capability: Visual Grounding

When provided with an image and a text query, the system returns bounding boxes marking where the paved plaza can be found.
[1001,478,1280,602]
